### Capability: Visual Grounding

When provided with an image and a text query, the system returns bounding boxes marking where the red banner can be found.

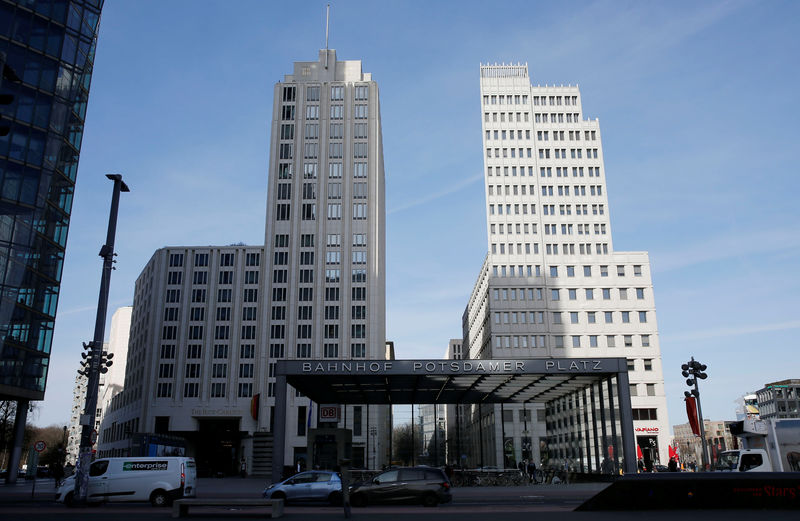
[250,393,260,420]
[685,396,700,436]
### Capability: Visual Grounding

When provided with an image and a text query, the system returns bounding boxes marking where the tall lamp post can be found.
[681,357,710,471]
[73,174,129,504]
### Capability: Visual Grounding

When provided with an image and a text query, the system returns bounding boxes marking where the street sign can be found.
[90,429,98,445]
[33,440,46,453]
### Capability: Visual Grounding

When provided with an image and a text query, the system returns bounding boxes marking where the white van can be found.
[56,457,196,506]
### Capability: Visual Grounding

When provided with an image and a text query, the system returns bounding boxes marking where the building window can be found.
[351,343,366,358]
[646,384,656,396]
[238,383,253,398]
[638,311,647,323]
[210,383,226,398]
[157,383,172,398]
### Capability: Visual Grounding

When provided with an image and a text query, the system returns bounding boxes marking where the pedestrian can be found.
[49,461,64,488]
[240,457,247,478]
[527,459,537,483]
[668,457,678,472]
[339,458,352,518]
[637,459,644,473]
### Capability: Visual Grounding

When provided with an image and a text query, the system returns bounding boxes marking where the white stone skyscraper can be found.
[264,49,388,469]
[462,64,669,469]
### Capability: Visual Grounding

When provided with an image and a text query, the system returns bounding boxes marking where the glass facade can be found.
[0,0,104,400]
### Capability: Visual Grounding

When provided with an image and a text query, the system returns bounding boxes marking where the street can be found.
[1,477,798,520]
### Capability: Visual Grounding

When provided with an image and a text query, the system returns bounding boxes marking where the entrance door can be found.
[196,419,242,476]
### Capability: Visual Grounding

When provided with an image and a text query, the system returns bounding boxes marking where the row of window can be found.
[275,202,367,221]
[157,361,255,380]
[277,162,368,180]
[156,381,253,399]
[271,304,366,322]
[488,183,603,197]
[273,233,367,248]
[163,306,258,323]
[159,343,255,360]
[162,324,258,341]
[269,285,367,305]
[168,252,260,268]
[492,333,651,349]
[483,111,530,124]
[493,309,648,325]
[481,94,579,107]
[166,270,259,286]
[164,288,257,304]
[486,166,601,178]
[489,260,640,279]
[492,285,646,301]
[282,84,369,103]
[533,113,588,125]
[278,142,368,160]
[275,182,368,201]
[535,130,596,141]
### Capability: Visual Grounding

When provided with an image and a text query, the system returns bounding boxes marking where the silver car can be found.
[262,471,342,504]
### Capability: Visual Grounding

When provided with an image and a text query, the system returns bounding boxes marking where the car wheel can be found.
[150,489,169,507]
[328,491,342,505]
[350,493,366,507]
[63,491,74,507]
[422,493,438,507]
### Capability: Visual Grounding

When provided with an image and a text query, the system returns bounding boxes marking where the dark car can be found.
[262,471,342,504]
[349,466,451,507]
[653,464,669,473]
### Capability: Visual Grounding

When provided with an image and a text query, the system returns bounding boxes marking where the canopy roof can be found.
[276,357,627,404]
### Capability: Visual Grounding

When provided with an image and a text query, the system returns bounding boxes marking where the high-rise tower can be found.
[263,49,387,468]
[462,64,669,470]
[0,0,104,482]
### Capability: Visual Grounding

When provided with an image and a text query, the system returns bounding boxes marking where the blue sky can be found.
[34,0,800,431]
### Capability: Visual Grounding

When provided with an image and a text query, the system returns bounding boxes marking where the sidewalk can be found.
[0,476,271,503]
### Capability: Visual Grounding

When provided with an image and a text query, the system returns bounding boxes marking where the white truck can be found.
[717,418,800,472]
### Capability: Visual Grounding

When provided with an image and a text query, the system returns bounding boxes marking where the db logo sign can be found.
[319,405,340,422]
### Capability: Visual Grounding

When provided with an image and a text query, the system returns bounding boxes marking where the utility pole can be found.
[73,174,129,504]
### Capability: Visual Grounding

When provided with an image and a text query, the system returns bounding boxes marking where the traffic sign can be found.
[33,440,46,453]
[90,429,98,445]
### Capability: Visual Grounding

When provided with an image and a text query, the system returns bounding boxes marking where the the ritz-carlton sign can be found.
[292,358,626,375]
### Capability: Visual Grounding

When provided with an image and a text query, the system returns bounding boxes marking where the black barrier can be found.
[576,472,800,510]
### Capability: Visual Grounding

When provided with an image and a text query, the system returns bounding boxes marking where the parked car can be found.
[349,466,451,507]
[653,464,669,473]
[262,470,342,505]
[55,457,196,506]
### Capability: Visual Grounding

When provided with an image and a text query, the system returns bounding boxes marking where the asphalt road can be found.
[2,477,798,520]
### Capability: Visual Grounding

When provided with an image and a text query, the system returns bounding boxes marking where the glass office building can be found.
[0,0,104,401]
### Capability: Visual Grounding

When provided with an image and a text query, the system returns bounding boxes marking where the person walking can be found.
[339,459,352,518]
[527,459,537,484]
[668,457,678,472]
[49,461,64,488]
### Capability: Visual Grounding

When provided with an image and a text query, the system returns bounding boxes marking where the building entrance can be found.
[272,358,637,482]
[193,418,242,477]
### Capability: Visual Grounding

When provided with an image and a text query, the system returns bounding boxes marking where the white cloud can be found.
[388,173,483,214]
[652,227,800,273]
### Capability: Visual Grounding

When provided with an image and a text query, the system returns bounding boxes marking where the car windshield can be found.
[716,452,739,470]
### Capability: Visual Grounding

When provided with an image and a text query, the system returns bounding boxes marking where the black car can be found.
[349,466,452,507]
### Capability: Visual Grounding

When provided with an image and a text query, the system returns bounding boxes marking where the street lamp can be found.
[73,174,129,505]
[682,357,710,471]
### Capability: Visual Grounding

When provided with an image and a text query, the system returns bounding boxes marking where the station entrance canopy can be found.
[272,358,636,480]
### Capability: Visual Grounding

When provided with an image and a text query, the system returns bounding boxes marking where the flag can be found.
[685,396,700,436]
[637,445,643,459]
[250,394,259,420]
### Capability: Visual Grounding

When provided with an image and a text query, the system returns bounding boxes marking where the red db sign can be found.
[319,405,340,422]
